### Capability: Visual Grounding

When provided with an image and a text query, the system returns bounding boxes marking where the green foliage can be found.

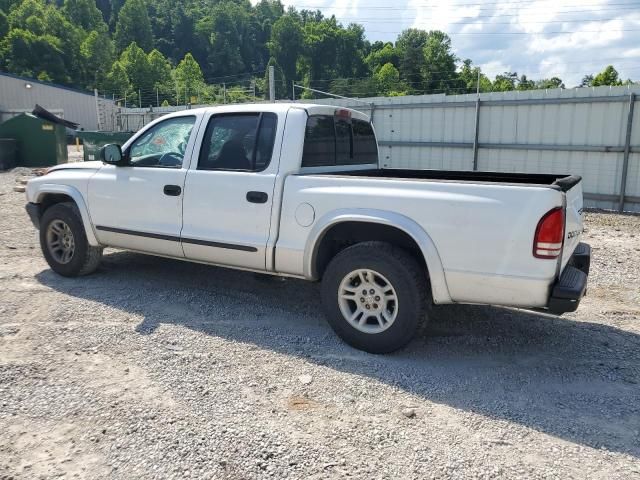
[147,49,172,94]
[264,57,287,99]
[173,52,205,104]
[592,65,623,87]
[3,28,68,83]
[366,43,398,73]
[0,0,634,101]
[492,72,518,92]
[396,29,429,91]
[374,63,400,95]
[81,29,115,88]
[0,11,8,43]
[268,14,303,91]
[62,0,106,32]
[114,0,153,52]
[421,31,460,94]
[103,61,131,100]
[535,77,564,90]
[458,59,491,93]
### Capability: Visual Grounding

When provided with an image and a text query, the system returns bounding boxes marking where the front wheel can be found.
[320,241,429,353]
[39,202,103,277]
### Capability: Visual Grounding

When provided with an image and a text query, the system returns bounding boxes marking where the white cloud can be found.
[275,0,640,86]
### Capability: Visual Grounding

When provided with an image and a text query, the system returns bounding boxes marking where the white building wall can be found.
[0,72,118,131]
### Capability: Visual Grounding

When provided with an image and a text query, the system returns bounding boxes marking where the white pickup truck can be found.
[25,103,590,353]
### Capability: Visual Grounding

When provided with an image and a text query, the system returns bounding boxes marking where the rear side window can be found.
[352,119,378,165]
[301,114,378,167]
[198,112,278,171]
[301,115,335,167]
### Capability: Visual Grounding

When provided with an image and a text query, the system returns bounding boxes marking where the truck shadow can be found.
[36,250,640,458]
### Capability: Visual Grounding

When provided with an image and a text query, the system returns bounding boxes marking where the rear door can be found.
[180,111,280,270]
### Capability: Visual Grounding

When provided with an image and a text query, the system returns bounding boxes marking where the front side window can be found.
[128,116,195,168]
[198,113,277,171]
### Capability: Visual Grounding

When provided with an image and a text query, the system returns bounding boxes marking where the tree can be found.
[592,65,622,86]
[114,0,153,52]
[395,29,429,92]
[422,30,459,94]
[119,42,153,105]
[174,53,204,104]
[517,74,535,91]
[374,62,401,95]
[196,2,253,80]
[0,10,8,41]
[103,61,132,99]
[580,74,594,87]
[268,14,303,88]
[81,29,115,88]
[535,77,564,89]
[492,72,518,92]
[264,57,287,99]
[458,59,491,93]
[62,0,106,32]
[302,17,343,83]
[147,48,173,102]
[365,43,398,73]
[3,29,68,82]
[335,23,367,78]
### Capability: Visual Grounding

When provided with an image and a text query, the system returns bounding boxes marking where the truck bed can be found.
[313,168,581,192]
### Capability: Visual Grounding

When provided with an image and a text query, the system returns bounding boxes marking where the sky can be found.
[276,0,640,87]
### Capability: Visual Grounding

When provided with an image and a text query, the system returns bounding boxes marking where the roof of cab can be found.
[164,102,370,122]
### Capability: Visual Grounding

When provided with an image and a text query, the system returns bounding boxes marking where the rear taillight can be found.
[533,207,565,259]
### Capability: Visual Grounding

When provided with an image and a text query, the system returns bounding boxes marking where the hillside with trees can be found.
[0,0,634,106]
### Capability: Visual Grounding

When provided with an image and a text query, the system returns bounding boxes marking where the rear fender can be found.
[304,209,452,304]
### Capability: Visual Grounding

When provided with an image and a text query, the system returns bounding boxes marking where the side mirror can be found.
[99,144,125,165]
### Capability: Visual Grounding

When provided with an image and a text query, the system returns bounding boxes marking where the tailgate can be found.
[560,178,584,270]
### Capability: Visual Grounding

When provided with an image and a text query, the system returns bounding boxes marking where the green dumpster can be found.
[0,138,18,171]
[76,131,134,162]
[0,113,67,167]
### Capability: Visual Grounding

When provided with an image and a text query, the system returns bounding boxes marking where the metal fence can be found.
[113,85,640,213]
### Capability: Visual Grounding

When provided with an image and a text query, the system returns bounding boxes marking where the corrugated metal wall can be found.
[109,85,640,212]
[301,86,640,213]
[0,73,118,131]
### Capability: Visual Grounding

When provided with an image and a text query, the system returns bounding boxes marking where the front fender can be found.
[32,184,100,247]
[304,209,452,304]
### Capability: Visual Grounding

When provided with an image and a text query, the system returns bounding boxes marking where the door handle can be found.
[246,191,268,204]
[163,185,182,196]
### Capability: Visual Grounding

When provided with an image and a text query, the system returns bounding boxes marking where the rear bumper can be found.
[26,202,41,229]
[547,242,591,314]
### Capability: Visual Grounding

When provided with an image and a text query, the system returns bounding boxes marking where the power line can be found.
[361,28,640,34]
[293,0,640,9]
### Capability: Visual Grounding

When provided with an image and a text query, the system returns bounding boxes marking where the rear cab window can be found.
[301,113,378,168]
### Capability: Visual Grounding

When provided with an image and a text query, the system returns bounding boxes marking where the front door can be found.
[88,114,199,257]
[181,112,280,270]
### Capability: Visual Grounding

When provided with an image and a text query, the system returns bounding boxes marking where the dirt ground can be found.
[1,168,639,479]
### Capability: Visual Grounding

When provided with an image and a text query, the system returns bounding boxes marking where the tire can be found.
[39,202,103,277]
[320,241,429,354]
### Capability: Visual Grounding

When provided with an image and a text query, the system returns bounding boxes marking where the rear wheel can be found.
[321,241,429,353]
[40,202,103,277]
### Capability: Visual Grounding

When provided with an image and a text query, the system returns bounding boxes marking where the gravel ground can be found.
[1,168,639,479]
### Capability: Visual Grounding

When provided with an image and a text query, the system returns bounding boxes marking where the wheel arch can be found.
[304,209,452,304]
[35,185,100,246]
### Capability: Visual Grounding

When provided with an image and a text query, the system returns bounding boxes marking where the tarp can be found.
[32,104,79,129]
